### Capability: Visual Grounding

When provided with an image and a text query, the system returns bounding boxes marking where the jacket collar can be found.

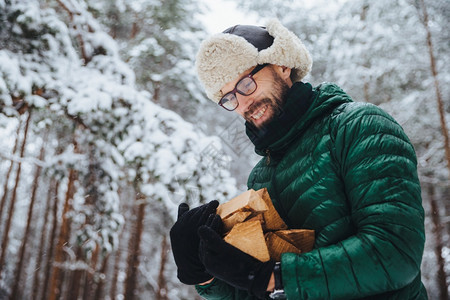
[245,82,352,158]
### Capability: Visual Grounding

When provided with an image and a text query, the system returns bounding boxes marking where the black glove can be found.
[169,200,219,285]
[198,223,275,299]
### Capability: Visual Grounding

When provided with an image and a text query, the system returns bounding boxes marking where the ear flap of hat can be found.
[196,34,259,102]
[259,19,312,83]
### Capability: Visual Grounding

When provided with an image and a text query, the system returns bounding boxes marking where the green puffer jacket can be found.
[196,82,427,300]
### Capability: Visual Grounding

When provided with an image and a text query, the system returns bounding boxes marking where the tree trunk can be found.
[156,235,169,300]
[41,180,60,300]
[67,247,85,300]
[110,244,122,299]
[94,254,109,300]
[11,130,47,299]
[363,81,370,103]
[417,0,450,177]
[428,185,449,300]
[77,146,103,300]
[55,0,90,64]
[124,192,146,300]
[83,244,100,300]
[0,112,31,276]
[48,164,78,300]
[0,121,21,222]
[130,22,139,40]
[31,178,56,300]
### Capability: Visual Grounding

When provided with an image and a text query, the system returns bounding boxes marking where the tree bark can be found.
[94,254,109,300]
[156,235,169,300]
[67,247,85,300]
[363,81,370,103]
[83,244,100,300]
[31,178,56,300]
[0,112,31,276]
[124,192,146,300]
[41,180,60,300]
[417,0,450,177]
[0,121,21,222]
[110,244,122,299]
[428,185,449,300]
[10,130,47,299]
[56,0,90,64]
[130,22,139,40]
[78,146,104,300]
[48,150,78,300]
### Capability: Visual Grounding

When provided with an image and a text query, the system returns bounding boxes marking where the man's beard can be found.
[244,74,290,129]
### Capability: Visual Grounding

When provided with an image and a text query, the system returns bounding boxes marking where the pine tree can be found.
[0,1,237,298]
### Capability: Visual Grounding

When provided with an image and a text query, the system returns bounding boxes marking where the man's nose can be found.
[235,94,254,116]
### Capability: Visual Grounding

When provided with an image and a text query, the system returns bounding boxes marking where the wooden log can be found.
[217,189,268,219]
[265,232,301,261]
[274,229,315,253]
[256,188,288,231]
[222,211,252,232]
[218,189,315,262]
[246,213,264,224]
[217,189,268,231]
[224,220,270,262]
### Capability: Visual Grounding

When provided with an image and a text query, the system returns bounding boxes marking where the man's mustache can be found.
[245,98,272,119]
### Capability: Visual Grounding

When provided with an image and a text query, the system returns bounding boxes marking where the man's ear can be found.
[274,65,292,81]
[274,65,293,86]
[281,66,292,79]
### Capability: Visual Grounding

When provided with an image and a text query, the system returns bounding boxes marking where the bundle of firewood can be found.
[216,188,315,262]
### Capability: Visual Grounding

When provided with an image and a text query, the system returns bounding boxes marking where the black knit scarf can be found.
[245,81,315,156]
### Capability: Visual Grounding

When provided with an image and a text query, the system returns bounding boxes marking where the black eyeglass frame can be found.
[218,64,269,111]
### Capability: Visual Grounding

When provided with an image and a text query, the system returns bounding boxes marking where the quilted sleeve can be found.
[281,103,425,299]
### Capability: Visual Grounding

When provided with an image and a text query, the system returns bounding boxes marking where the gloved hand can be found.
[169,200,219,285]
[198,223,275,299]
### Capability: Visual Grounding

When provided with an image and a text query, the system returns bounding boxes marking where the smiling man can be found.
[219,63,291,128]
[169,19,427,299]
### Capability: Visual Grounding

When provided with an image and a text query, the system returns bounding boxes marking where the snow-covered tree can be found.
[85,0,208,121]
[0,0,236,298]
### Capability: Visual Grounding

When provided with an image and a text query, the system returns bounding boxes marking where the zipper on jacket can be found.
[265,149,271,165]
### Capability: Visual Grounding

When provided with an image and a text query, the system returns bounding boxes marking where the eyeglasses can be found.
[218,64,268,111]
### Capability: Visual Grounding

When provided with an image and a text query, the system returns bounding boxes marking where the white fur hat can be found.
[196,19,312,103]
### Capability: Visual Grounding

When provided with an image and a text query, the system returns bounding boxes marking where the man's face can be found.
[220,65,292,129]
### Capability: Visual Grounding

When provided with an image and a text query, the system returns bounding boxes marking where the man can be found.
[170,19,427,299]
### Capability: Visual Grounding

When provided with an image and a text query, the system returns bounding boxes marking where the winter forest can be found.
[0,0,448,299]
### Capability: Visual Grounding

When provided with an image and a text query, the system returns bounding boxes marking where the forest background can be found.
[0,0,448,299]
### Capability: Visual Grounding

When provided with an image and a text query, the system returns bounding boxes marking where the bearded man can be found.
[170,19,427,300]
